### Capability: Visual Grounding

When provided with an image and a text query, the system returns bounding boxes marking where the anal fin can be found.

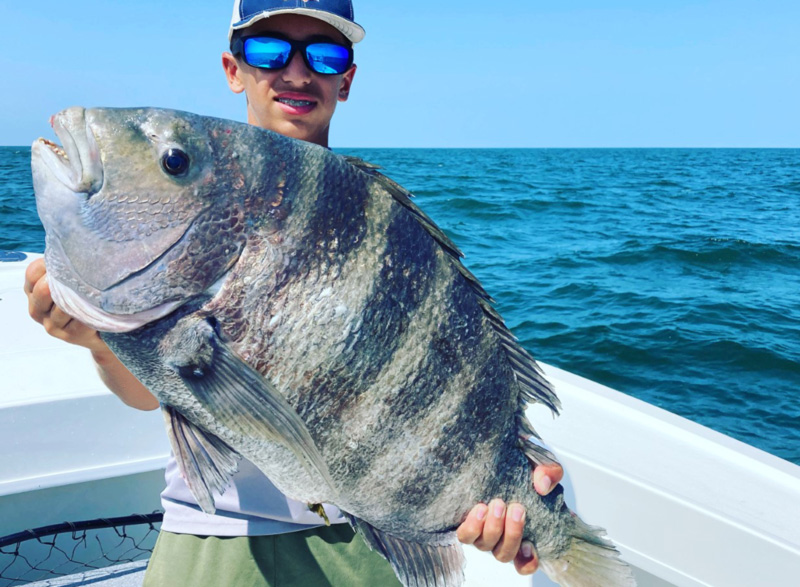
[347,515,465,587]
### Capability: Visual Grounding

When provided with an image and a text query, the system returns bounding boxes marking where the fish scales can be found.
[32,107,636,587]
[333,266,458,485]
[235,168,517,528]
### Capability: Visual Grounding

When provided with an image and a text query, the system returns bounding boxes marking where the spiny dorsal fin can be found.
[342,156,465,261]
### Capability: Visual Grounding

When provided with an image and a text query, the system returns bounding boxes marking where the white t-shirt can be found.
[160,453,346,536]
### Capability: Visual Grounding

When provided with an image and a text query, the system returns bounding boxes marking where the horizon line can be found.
[1,144,798,150]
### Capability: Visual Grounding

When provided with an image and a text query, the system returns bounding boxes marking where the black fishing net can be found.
[0,513,162,586]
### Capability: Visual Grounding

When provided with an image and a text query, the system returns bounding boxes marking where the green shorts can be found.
[143,524,401,587]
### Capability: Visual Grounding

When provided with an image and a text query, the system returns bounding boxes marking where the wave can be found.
[589,239,800,268]
[776,181,800,193]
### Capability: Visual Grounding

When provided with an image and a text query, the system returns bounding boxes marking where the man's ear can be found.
[338,64,357,102]
[222,52,246,94]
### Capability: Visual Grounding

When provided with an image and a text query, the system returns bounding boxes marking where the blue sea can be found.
[2,146,799,465]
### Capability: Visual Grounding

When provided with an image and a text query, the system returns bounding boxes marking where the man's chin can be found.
[270,118,329,147]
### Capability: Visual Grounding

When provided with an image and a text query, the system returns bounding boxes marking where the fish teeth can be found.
[40,138,69,161]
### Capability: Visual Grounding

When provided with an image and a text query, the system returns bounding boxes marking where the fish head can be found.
[32,107,257,332]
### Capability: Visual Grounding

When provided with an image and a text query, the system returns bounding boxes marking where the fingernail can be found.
[493,502,505,518]
[538,475,552,495]
[511,505,524,523]
[521,541,533,559]
[476,505,487,521]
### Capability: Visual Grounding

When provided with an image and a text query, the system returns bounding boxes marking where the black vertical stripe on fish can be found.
[386,343,515,512]
[293,204,441,428]
[351,160,560,419]
[296,154,372,264]
[339,265,509,508]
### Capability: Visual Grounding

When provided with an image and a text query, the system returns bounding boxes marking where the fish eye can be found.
[161,148,190,176]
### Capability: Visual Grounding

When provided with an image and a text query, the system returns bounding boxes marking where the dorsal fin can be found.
[342,156,465,262]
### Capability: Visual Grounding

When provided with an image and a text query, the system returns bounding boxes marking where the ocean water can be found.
[2,146,799,465]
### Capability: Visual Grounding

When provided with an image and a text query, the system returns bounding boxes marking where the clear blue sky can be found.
[1,1,798,147]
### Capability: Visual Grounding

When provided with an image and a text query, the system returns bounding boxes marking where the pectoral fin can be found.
[162,405,241,514]
[160,315,336,497]
[347,515,466,587]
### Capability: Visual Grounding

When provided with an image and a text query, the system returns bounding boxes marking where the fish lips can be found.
[32,107,110,291]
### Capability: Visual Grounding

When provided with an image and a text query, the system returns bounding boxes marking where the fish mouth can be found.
[34,107,103,195]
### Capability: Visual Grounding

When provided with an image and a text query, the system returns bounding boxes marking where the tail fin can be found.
[540,517,636,587]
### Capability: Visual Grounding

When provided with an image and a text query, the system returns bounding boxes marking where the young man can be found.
[24,1,563,583]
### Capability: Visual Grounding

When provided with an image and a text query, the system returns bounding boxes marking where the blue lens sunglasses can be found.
[231,34,354,76]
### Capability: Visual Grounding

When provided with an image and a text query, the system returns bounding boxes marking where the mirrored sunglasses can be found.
[232,35,354,76]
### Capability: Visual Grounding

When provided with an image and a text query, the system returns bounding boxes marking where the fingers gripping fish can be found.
[32,106,636,587]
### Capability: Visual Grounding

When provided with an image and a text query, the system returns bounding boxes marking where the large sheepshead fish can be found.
[31,107,635,587]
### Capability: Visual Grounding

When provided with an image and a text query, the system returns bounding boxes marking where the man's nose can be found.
[281,50,312,83]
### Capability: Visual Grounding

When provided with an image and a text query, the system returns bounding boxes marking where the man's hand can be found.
[24,257,159,411]
[24,258,106,352]
[456,462,564,575]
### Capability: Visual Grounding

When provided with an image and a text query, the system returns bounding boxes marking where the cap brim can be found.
[229,8,365,44]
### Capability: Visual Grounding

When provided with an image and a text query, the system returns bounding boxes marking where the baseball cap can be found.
[229,0,365,44]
